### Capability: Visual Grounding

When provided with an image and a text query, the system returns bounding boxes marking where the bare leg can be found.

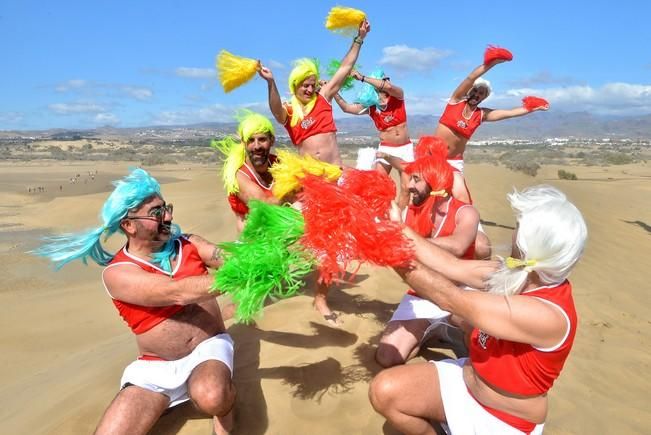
[187,360,236,435]
[369,362,446,435]
[474,231,492,259]
[94,385,169,435]
[313,281,341,326]
[376,319,431,367]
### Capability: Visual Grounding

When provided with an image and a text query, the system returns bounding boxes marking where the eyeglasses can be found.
[125,203,173,223]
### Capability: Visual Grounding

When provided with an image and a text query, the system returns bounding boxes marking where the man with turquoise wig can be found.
[34,168,235,435]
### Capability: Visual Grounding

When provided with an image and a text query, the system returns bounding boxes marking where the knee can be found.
[375,344,406,368]
[368,371,399,415]
[475,232,492,259]
[191,381,235,417]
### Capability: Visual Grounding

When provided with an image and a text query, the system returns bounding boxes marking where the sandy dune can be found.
[1,160,649,434]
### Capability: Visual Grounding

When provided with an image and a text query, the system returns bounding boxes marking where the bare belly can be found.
[135,299,225,360]
[463,361,548,424]
[434,124,468,158]
[299,132,342,166]
[378,123,409,145]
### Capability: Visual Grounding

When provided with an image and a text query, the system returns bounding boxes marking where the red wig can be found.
[405,155,454,193]
[414,135,449,160]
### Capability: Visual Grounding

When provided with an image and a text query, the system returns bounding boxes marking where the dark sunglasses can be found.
[125,203,173,222]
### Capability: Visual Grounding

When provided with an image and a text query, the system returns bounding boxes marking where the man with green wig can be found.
[33,168,235,434]
[258,19,370,166]
[213,110,283,233]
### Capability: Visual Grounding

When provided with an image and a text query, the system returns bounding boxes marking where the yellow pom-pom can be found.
[270,150,342,199]
[325,6,366,36]
[216,50,259,93]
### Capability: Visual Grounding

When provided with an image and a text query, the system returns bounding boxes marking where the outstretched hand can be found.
[350,70,363,81]
[357,19,371,39]
[257,62,273,81]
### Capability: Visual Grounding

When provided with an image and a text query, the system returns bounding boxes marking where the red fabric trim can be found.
[466,387,536,434]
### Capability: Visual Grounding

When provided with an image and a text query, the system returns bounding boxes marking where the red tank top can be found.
[469,280,577,396]
[228,154,277,216]
[283,94,337,146]
[103,237,208,335]
[368,95,407,139]
[439,100,483,140]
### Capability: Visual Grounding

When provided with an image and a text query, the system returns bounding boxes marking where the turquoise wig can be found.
[354,68,387,108]
[32,168,182,273]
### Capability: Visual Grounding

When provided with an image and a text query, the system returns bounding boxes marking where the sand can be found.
[1,159,650,434]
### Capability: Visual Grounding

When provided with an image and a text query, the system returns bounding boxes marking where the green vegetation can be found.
[558,169,578,180]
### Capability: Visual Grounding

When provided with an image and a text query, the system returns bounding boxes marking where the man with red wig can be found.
[375,153,479,368]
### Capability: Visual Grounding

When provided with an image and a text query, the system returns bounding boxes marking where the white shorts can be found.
[433,358,545,435]
[390,293,450,322]
[447,158,464,174]
[120,333,234,408]
[376,141,415,166]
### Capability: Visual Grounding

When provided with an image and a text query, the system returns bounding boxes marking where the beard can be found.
[247,148,270,167]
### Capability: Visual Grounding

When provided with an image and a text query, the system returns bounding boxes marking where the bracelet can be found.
[361,75,365,83]
[353,36,364,45]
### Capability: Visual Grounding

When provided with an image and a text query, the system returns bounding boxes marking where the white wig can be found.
[487,185,588,296]
[471,78,492,96]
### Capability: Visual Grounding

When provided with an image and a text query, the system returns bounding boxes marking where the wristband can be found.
[353,36,364,45]
[361,76,365,83]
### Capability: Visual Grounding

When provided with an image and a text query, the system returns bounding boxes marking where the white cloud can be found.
[379,45,452,72]
[0,111,24,124]
[122,86,153,101]
[55,79,88,92]
[94,113,120,125]
[266,59,286,70]
[48,102,106,115]
[509,71,580,87]
[151,102,269,125]
[175,67,216,79]
[501,82,651,114]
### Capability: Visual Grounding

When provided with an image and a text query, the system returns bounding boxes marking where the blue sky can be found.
[1,0,650,130]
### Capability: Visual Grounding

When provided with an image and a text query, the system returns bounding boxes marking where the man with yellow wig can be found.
[258,19,370,166]
[213,110,283,233]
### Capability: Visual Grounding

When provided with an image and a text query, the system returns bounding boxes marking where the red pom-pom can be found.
[522,96,549,112]
[484,45,513,65]
[228,194,249,216]
[338,168,396,218]
[414,136,449,159]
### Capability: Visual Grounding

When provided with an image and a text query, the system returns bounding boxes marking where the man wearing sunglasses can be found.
[34,168,234,435]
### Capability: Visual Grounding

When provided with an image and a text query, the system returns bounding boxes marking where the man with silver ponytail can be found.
[370,185,587,435]
[33,168,235,435]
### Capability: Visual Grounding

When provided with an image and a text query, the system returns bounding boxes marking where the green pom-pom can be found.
[326,59,359,91]
[240,201,304,243]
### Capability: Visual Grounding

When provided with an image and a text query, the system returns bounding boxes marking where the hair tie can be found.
[505,257,536,270]
[429,190,448,198]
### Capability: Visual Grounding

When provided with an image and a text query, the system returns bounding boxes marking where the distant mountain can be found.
[2,112,650,140]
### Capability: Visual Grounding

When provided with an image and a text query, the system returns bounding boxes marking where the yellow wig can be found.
[211,110,275,194]
[216,50,259,93]
[325,6,366,36]
[270,150,342,199]
[287,58,319,127]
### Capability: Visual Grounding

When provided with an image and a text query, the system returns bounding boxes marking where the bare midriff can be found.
[435,123,468,158]
[135,299,226,361]
[463,361,548,425]
[379,122,409,145]
[299,132,342,166]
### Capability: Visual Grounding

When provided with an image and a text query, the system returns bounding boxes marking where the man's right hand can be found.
[258,63,273,81]
[350,70,363,81]
[357,19,370,39]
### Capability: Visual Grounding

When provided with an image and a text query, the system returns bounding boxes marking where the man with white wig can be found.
[370,185,587,435]
[435,54,549,259]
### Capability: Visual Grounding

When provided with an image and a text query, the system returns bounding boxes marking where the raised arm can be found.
[103,264,217,307]
[395,261,569,349]
[352,70,404,99]
[429,205,479,258]
[483,104,548,122]
[259,65,287,124]
[320,20,371,100]
[450,59,506,103]
[333,92,366,115]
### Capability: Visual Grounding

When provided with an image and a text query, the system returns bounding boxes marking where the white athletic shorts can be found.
[390,293,451,322]
[376,141,415,166]
[447,158,464,174]
[120,333,234,407]
[433,358,545,435]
